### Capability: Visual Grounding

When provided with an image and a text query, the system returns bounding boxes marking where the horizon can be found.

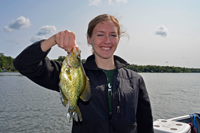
[1,53,200,69]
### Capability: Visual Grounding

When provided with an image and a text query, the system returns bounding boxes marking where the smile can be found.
[101,47,111,50]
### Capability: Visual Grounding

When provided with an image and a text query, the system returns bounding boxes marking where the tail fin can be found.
[75,106,82,122]
[67,106,83,122]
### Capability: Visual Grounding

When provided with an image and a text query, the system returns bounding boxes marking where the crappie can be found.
[59,47,90,122]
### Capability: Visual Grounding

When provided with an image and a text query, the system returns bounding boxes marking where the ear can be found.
[87,35,91,44]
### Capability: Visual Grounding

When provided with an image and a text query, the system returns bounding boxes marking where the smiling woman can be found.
[86,14,126,70]
[87,20,120,69]
[13,14,154,133]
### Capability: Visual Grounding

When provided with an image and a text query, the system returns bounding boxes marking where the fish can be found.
[59,47,91,122]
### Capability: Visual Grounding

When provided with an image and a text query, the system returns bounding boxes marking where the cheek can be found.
[111,38,119,45]
[91,37,101,46]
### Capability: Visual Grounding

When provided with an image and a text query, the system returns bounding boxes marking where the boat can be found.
[1,69,6,72]
[153,113,200,133]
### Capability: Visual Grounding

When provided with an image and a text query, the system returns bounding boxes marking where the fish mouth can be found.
[68,47,81,59]
[65,47,81,68]
[65,55,79,68]
[73,47,81,56]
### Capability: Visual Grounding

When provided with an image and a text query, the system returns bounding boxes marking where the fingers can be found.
[65,31,75,53]
[55,30,77,53]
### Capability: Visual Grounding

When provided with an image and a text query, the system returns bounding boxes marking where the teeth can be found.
[102,47,110,50]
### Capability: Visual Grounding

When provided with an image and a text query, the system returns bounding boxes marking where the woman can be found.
[14,14,154,133]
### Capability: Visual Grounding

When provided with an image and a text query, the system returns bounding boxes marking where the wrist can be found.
[41,35,56,52]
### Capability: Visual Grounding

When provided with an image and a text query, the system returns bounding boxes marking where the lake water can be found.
[0,72,200,132]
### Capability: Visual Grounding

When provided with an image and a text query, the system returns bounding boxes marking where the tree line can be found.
[55,56,200,73]
[0,53,16,72]
[126,64,200,73]
[1,53,200,73]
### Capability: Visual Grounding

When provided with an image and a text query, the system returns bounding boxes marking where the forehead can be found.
[93,21,118,32]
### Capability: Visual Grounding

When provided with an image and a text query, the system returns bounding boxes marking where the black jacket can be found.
[13,40,154,133]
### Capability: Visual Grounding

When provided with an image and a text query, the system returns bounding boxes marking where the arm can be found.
[136,76,154,133]
[13,40,62,92]
[13,30,78,92]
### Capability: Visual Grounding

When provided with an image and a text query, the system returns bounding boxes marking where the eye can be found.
[111,34,117,37]
[98,34,103,36]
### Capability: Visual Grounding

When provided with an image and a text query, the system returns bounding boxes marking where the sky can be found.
[0,0,200,68]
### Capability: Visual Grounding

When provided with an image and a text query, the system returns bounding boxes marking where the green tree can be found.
[57,56,65,62]
[81,59,86,64]
[0,53,6,68]
[0,53,17,71]
[144,66,149,72]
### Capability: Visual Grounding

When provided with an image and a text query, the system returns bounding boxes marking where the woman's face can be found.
[87,21,120,60]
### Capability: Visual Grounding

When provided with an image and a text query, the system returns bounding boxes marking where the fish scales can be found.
[59,47,91,122]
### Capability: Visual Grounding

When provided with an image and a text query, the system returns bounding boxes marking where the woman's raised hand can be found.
[54,30,78,53]
[41,30,78,53]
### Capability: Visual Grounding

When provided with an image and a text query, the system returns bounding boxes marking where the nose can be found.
[104,35,111,44]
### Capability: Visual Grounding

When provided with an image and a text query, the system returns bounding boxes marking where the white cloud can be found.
[4,26,14,32]
[37,25,57,36]
[106,0,127,5]
[89,0,127,6]
[4,16,31,32]
[30,25,57,42]
[155,25,168,37]
[30,36,46,43]
[89,0,102,6]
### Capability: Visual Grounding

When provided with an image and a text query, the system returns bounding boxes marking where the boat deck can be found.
[154,113,200,133]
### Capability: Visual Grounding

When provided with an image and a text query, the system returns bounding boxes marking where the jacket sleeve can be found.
[136,76,154,133]
[13,40,62,92]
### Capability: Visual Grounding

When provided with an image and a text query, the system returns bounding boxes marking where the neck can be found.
[95,55,116,70]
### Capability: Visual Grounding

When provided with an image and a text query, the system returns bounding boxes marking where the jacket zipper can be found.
[112,69,121,116]
[116,81,120,113]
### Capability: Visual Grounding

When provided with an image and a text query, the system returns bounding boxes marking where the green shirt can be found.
[99,68,115,112]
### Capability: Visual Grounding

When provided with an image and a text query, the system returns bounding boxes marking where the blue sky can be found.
[0,0,200,68]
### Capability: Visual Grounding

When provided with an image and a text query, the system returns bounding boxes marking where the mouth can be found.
[101,47,111,51]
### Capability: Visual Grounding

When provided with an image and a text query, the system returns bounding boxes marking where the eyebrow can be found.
[96,31,117,34]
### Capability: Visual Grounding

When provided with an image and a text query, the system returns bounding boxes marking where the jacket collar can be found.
[84,54,130,70]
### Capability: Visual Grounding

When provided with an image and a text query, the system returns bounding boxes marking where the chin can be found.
[94,50,114,60]
[98,54,114,60]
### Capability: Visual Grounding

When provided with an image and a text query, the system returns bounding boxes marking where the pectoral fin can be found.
[80,77,91,102]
